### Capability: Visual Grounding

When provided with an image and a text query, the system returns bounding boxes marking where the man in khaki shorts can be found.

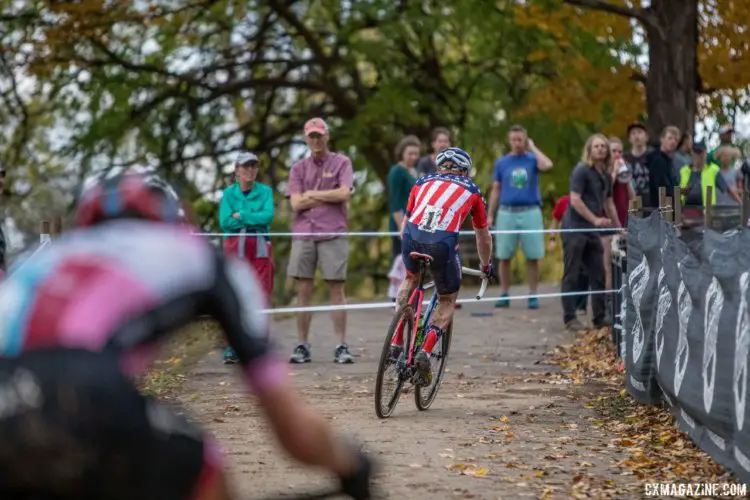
[287,117,356,364]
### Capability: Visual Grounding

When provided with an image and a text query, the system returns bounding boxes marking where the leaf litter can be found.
[547,326,737,489]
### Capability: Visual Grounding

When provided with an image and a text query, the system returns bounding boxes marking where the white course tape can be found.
[260,287,624,314]
[8,239,51,278]
[193,227,625,238]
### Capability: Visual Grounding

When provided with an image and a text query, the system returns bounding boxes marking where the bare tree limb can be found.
[562,0,645,21]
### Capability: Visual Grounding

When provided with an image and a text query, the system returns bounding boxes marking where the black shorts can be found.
[0,349,207,500]
[401,232,462,295]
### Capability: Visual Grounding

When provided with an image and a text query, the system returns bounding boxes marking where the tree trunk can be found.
[643,0,699,137]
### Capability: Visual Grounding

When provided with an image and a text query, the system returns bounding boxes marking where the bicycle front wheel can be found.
[374,303,414,419]
[414,320,452,411]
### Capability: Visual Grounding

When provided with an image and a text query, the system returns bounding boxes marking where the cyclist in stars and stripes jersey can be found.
[390,147,494,384]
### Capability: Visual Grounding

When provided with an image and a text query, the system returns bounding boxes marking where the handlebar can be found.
[461,267,489,300]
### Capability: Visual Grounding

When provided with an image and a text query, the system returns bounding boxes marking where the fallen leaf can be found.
[463,468,488,478]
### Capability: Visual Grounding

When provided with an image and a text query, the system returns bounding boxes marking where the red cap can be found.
[304,117,329,136]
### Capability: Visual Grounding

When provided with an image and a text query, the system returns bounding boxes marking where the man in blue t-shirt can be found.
[487,125,554,309]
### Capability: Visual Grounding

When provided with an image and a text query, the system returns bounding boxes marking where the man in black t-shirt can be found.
[642,125,679,209]
[561,135,620,332]
[623,123,651,205]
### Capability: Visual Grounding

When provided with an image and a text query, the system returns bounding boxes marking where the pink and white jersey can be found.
[405,173,488,235]
[0,220,286,396]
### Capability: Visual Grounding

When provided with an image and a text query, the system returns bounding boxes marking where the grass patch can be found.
[139,319,222,398]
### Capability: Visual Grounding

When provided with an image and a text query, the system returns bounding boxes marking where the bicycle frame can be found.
[402,261,489,367]
[405,261,438,366]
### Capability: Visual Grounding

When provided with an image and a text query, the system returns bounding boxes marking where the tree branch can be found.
[562,0,648,24]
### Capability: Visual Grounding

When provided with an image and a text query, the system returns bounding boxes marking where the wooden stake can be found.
[628,196,642,217]
[673,193,682,227]
[705,186,714,229]
[40,220,51,245]
[657,187,673,222]
[52,215,63,237]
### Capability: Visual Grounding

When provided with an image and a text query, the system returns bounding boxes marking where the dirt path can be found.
[177,285,637,499]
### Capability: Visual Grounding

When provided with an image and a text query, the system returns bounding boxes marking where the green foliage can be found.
[0,0,674,293]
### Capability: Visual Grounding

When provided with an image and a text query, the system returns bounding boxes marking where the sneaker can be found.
[388,344,403,363]
[565,318,587,332]
[223,347,239,364]
[527,297,539,309]
[334,343,355,364]
[415,351,432,386]
[494,294,510,308]
[289,344,311,364]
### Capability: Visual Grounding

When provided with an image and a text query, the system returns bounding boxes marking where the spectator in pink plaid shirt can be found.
[286,118,356,365]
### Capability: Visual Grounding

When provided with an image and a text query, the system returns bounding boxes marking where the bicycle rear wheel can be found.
[374,304,414,419]
[414,320,452,411]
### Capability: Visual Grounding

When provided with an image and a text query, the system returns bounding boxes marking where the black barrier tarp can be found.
[624,212,750,482]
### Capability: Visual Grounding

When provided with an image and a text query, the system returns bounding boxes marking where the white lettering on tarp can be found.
[735,446,750,472]
[675,260,692,397]
[707,429,726,451]
[703,277,723,414]
[736,272,750,431]
[681,408,696,429]
[629,255,650,364]
[655,266,672,371]
[662,391,673,408]
[630,375,646,392]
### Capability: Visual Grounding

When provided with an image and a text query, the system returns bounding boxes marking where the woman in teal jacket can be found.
[219,151,275,362]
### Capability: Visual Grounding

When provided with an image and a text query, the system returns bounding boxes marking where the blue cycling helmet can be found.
[435,147,472,172]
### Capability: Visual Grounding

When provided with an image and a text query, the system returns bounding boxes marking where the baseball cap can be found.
[719,124,734,135]
[692,141,707,153]
[304,117,329,136]
[627,122,648,135]
[235,151,259,166]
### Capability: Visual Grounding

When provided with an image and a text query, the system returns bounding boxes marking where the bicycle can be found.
[374,252,489,419]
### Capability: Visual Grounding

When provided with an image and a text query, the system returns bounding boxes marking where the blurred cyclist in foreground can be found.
[0,166,374,500]
[390,147,493,385]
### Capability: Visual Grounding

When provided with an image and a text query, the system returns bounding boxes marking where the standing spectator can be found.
[609,137,635,231]
[715,145,743,205]
[218,151,275,363]
[387,135,420,300]
[387,136,420,259]
[643,125,679,210]
[487,125,553,309]
[673,132,692,183]
[678,141,736,207]
[416,127,451,177]
[624,123,651,205]
[713,145,743,231]
[287,117,355,364]
[707,124,735,165]
[561,134,620,331]
[548,194,588,316]
[605,138,634,304]
[0,164,6,277]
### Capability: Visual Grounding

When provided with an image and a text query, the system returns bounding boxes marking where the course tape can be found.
[8,239,51,278]
[259,287,623,314]
[193,227,625,238]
